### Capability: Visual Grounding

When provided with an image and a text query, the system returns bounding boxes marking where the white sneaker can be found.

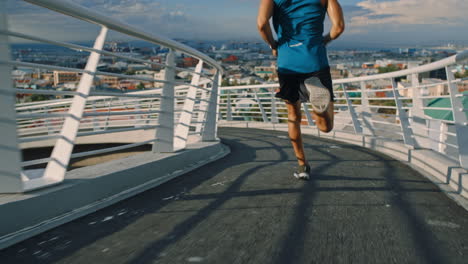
[304,77,331,114]
[293,164,311,180]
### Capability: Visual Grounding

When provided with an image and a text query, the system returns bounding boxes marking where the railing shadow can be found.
[0,127,458,263]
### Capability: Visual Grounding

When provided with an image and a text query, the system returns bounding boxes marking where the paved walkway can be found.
[1,127,467,263]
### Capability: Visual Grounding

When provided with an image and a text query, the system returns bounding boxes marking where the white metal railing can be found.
[0,0,222,193]
[219,50,468,171]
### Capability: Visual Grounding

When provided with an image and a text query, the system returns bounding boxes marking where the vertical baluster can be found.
[195,84,209,134]
[226,92,233,121]
[254,89,268,123]
[409,73,430,148]
[391,78,414,147]
[202,71,220,141]
[42,26,108,185]
[174,60,204,150]
[44,106,54,135]
[0,3,22,193]
[446,66,468,169]
[302,103,315,128]
[438,122,448,154]
[153,49,175,153]
[342,84,362,134]
[360,81,374,136]
[271,90,278,124]
[91,101,101,131]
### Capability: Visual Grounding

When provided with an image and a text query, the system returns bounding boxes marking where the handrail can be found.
[24,0,222,72]
[221,50,468,91]
[335,50,468,84]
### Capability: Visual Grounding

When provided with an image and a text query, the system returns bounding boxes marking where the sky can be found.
[5,0,468,47]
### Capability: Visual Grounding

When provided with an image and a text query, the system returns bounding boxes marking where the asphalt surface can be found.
[1,127,467,264]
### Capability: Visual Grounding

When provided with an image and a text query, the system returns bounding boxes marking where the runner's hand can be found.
[272,48,278,57]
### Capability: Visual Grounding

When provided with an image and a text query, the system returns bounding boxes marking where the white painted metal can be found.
[302,103,315,127]
[360,81,374,136]
[391,78,414,147]
[341,84,362,134]
[0,2,23,193]
[195,83,209,134]
[226,93,233,121]
[446,66,468,169]
[42,26,108,184]
[24,0,221,72]
[202,71,220,141]
[174,60,204,150]
[254,90,268,123]
[409,73,431,149]
[153,49,175,153]
[271,91,279,124]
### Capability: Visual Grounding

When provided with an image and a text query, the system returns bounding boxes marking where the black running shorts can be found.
[275,67,334,104]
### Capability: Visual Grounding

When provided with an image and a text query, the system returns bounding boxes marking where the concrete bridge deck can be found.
[0,127,467,264]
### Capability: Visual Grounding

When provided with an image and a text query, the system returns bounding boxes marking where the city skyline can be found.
[6,0,468,47]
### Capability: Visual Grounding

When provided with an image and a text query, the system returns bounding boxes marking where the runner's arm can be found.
[257,0,277,55]
[324,0,345,45]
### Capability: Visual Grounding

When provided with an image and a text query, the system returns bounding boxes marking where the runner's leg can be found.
[286,100,307,166]
[312,102,334,133]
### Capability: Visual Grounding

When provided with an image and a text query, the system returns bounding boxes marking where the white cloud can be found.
[351,0,468,27]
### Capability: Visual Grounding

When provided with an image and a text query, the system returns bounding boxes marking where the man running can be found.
[257,0,345,180]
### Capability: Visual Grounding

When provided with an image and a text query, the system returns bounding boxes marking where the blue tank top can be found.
[273,0,329,74]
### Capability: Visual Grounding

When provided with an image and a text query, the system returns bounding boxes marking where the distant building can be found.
[421,78,448,96]
[458,80,468,93]
[128,64,148,71]
[154,70,166,88]
[362,62,375,69]
[97,75,119,89]
[183,57,199,68]
[223,55,239,63]
[53,71,80,86]
[254,61,277,81]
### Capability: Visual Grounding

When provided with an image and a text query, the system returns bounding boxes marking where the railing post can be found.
[227,93,233,121]
[202,71,220,141]
[446,66,468,169]
[195,84,209,134]
[42,26,108,183]
[174,60,204,150]
[254,89,268,123]
[91,101,102,131]
[44,106,54,135]
[342,84,362,134]
[360,81,374,136]
[438,121,448,154]
[104,98,111,130]
[391,78,414,147]
[271,90,279,124]
[153,49,175,153]
[302,103,315,128]
[0,3,23,193]
[409,73,430,149]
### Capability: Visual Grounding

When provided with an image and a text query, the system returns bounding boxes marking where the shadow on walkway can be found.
[1,127,467,264]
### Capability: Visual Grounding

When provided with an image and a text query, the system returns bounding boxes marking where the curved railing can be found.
[218,51,468,173]
[0,0,222,193]
[1,0,467,195]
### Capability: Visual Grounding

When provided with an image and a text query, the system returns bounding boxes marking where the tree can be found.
[30,94,50,102]
[378,65,400,74]
[137,82,145,90]
[221,79,230,86]
[455,71,468,78]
